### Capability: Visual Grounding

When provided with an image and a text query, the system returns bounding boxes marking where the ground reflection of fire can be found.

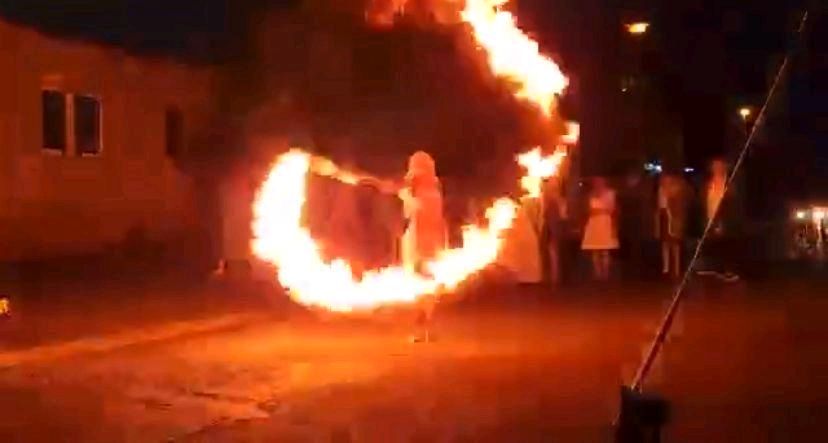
[251,0,569,312]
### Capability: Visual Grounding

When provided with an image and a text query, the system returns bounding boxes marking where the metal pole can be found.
[616,9,811,441]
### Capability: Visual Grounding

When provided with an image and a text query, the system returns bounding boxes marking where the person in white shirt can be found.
[364,150,447,342]
[655,174,690,279]
[707,160,727,226]
[581,177,619,281]
[698,158,740,282]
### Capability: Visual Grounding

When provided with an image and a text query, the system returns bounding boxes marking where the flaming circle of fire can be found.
[251,148,564,312]
[252,0,570,312]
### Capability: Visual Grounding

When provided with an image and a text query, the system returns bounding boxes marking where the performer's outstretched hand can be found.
[360,177,402,195]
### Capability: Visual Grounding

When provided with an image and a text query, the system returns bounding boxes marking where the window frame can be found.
[40,88,104,157]
[72,93,103,157]
[41,88,68,156]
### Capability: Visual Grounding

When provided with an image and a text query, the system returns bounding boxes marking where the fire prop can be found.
[252,148,564,312]
[251,0,569,312]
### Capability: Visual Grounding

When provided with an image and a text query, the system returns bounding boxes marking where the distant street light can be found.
[738,106,754,137]
[626,22,650,35]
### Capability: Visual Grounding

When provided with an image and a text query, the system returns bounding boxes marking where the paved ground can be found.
[0,272,827,442]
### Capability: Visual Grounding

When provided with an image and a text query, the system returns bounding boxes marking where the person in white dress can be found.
[581,177,619,281]
[498,195,544,283]
[363,151,447,342]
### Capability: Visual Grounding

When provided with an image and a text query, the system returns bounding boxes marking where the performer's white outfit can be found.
[399,152,447,274]
[400,188,420,272]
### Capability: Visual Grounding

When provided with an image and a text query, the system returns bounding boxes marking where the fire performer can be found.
[400,151,447,342]
[399,151,448,273]
[362,150,447,342]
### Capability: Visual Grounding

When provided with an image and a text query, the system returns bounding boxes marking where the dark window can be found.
[165,106,184,158]
[42,90,66,152]
[74,95,101,156]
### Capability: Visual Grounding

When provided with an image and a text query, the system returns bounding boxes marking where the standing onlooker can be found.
[655,174,691,279]
[698,158,740,282]
[544,177,568,285]
[618,169,653,279]
[581,177,619,281]
[499,195,545,284]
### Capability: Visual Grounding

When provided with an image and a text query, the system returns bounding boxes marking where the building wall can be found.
[0,18,215,260]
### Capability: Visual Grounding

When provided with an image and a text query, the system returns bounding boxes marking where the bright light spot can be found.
[517,147,567,198]
[644,162,663,173]
[626,22,650,35]
[684,167,695,173]
[814,210,826,222]
[739,107,752,120]
[562,121,580,145]
[795,210,807,220]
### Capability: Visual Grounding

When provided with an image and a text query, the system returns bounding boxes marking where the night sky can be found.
[1,0,825,203]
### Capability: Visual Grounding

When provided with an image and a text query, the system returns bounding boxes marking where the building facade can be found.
[0,18,215,261]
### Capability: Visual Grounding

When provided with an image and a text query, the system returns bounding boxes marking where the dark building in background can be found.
[1,0,821,266]
[0,17,215,260]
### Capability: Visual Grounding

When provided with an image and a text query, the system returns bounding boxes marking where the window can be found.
[165,106,184,158]
[74,95,101,156]
[42,90,66,153]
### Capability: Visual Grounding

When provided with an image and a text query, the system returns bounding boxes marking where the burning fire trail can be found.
[367,0,567,116]
[518,147,567,198]
[251,147,564,312]
[462,0,568,116]
[250,0,569,312]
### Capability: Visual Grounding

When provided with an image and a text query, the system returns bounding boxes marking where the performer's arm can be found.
[358,176,402,195]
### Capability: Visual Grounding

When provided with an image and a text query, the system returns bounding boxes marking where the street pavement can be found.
[0,273,827,442]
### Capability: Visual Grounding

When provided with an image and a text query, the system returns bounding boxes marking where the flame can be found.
[461,0,568,116]
[517,147,567,198]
